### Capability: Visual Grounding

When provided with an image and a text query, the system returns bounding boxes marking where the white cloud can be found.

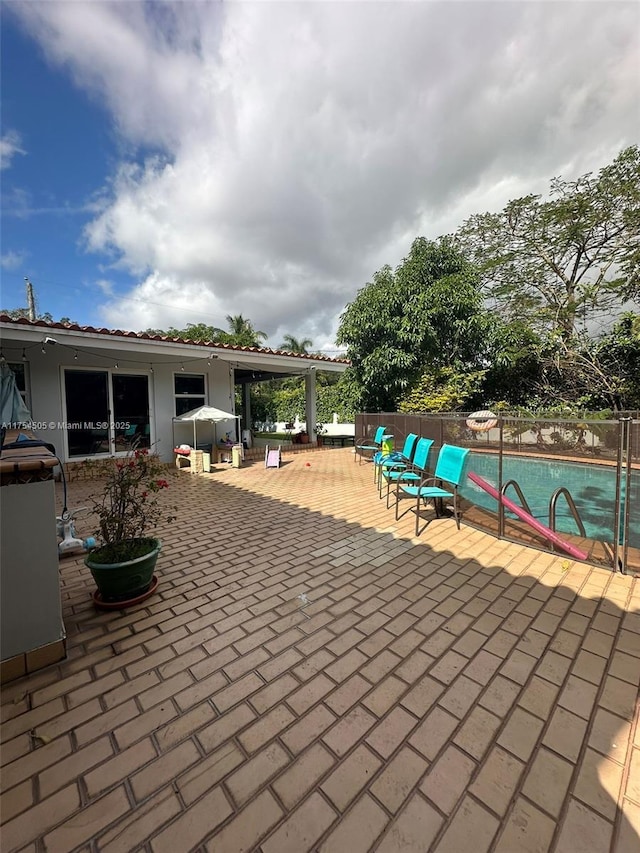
[94,278,115,297]
[0,130,25,170]
[0,250,26,270]
[99,270,228,332]
[10,1,640,345]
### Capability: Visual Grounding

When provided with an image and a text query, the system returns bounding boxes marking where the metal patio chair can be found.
[395,444,470,534]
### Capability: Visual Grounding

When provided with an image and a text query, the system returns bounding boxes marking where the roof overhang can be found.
[0,318,349,377]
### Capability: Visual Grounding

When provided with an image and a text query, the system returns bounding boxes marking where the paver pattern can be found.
[1,447,639,852]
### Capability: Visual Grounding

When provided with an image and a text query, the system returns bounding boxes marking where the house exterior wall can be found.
[19,349,236,464]
[165,361,238,454]
[26,346,69,461]
[2,318,348,464]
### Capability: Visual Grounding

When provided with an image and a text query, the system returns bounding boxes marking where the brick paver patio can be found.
[1,447,639,852]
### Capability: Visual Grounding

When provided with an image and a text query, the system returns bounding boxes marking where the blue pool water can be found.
[460,453,639,548]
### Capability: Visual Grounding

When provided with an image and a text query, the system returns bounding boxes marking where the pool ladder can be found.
[548,487,586,539]
[500,479,587,544]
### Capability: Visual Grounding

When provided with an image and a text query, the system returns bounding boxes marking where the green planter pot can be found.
[85,538,161,603]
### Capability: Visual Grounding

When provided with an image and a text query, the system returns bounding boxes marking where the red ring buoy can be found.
[466,410,498,432]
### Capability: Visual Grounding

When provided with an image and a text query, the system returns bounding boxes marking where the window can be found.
[7,362,30,412]
[174,373,205,416]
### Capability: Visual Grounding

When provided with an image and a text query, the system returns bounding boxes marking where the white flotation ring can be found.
[466,410,498,432]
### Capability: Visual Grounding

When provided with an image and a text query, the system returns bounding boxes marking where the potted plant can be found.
[84,448,176,606]
[313,423,327,447]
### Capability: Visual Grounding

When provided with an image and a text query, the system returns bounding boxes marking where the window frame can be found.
[61,366,152,459]
[174,372,206,416]
[6,361,31,413]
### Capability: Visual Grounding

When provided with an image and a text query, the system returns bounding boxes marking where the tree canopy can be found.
[145,314,268,348]
[221,314,268,347]
[336,237,491,411]
[0,307,77,325]
[278,334,313,354]
[145,322,219,343]
[455,145,640,342]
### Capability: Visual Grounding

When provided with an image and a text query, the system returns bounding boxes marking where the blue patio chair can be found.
[383,437,434,509]
[395,444,470,535]
[354,425,387,465]
[375,432,419,498]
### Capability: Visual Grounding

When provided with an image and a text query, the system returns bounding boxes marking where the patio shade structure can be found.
[172,405,241,450]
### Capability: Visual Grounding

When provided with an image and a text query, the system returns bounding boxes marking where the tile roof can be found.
[0,315,349,364]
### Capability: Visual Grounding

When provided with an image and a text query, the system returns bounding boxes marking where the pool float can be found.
[466,410,498,431]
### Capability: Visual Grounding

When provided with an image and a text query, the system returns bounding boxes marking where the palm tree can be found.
[279,334,313,354]
[222,315,268,347]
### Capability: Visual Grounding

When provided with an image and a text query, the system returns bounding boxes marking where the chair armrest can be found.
[356,436,380,447]
[384,457,408,471]
[396,469,420,482]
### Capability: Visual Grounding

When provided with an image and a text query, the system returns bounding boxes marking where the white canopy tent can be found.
[172,405,241,451]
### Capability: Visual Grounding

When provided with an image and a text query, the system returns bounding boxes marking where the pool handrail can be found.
[468,471,589,562]
[549,487,587,539]
[502,479,534,517]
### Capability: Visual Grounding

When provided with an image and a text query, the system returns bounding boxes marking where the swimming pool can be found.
[460,452,639,548]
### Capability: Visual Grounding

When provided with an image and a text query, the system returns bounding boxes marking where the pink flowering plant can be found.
[89,448,177,563]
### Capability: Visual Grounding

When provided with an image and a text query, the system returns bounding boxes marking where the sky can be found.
[1,1,638,354]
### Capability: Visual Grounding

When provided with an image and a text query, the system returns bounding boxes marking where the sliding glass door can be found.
[64,369,150,457]
[112,374,151,449]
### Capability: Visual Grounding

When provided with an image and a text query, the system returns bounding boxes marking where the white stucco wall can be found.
[25,345,67,458]
[167,360,239,453]
[20,348,237,463]
[3,320,347,463]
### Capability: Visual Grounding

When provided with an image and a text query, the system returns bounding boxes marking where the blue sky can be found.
[1,8,163,328]
[1,1,638,350]
[2,15,100,314]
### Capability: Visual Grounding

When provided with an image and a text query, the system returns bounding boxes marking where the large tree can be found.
[480,320,545,407]
[596,313,640,410]
[336,237,490,411]
[548,312,640,411]
[455,145,640,341]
